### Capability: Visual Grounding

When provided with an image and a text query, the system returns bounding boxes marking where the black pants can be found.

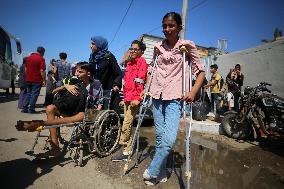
[5,80,15,94]
[233,92,241,112]
[103,90,121,117]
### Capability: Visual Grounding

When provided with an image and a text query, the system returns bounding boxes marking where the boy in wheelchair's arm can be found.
[16,61,103,157]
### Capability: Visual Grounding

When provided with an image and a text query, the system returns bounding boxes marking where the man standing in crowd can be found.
[226,64,244,112]
[204,64,222,117]
[22,46,46,113]
[55,52,71,87]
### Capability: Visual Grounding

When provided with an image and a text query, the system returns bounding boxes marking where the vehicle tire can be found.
[222,113,252,139]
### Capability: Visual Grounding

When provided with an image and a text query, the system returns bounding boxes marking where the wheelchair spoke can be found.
[92,110,121,156]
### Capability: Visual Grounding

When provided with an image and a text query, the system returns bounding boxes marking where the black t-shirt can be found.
[53,77,88,116]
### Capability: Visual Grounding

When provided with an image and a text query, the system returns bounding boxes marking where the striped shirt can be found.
[56,60,71,87]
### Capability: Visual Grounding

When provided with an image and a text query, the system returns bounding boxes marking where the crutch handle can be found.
[179,45,188,53]
[153,47,161,57]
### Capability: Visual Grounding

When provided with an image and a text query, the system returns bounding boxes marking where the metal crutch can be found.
[180,46,192,189]
[123,54,159,175]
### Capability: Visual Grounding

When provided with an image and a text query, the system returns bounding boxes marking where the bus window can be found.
[16,41,22,54]
[0,28,12,64]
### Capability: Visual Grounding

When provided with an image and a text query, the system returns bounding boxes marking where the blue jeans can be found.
[147,98,181,178]
[210,93,221,114]
[23,82,42,111]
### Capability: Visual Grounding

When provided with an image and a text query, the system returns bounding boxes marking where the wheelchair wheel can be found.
[91,110,121,157]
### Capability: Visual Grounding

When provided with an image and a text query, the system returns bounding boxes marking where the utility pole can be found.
[181,1,191,189]
[180,0,188,39]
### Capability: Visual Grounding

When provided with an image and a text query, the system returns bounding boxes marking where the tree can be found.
[262,28,282,43]
[274,28,282,40]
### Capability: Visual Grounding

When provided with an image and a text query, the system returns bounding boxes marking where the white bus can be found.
[0,26,23,88]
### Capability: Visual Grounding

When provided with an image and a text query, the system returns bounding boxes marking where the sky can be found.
[1,0,284,64]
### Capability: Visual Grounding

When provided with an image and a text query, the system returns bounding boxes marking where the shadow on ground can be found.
[0,92,19,103]
[0,156,72,189]
[0,138,18,142]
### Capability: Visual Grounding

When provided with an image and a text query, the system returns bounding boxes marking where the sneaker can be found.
[143,169,158,186]
[28,110,37,114]
[21,109,28,113]
[144,177,158,186]
[158,172,168,183]
[207,112,215,117]
[111,153,128,162]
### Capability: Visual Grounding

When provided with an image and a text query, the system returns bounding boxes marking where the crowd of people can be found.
[14,11,246,186]
[204,63,244,119]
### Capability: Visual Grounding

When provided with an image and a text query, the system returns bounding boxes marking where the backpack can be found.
[192,86,210,121]
[53,77,88,116]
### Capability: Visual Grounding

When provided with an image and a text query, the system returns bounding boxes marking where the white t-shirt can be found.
[226,92,234,108]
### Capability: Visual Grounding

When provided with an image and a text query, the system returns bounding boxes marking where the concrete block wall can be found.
[214,39,284,97]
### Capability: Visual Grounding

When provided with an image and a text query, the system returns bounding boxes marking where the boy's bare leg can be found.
[45,105,85,147]
[36,105,84,157]
[46,104,60,151]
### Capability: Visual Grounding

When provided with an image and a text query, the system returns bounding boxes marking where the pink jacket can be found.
[123,57,148,102]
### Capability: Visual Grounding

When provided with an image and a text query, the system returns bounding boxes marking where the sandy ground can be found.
[0,88,131,189]
[1,88,284,189]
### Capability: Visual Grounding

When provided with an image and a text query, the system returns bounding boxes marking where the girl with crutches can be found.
[142,12,205,186]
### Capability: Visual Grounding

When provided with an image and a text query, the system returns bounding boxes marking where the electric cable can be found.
[110,0,134,45]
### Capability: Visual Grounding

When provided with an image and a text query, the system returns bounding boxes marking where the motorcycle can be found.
[222,82,284,139]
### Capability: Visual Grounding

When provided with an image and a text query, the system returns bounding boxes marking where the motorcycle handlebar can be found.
[260,82,272,86]
[258,86,271,93]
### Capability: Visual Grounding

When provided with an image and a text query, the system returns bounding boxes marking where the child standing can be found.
[143,12,205,185]
[111,40,148,161]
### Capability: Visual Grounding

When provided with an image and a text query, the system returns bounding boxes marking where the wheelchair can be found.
[27,93,121,166]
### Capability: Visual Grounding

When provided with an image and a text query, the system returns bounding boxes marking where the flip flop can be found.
[15,120,44,132]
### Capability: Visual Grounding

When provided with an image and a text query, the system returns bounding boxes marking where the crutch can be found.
[180,46,192,189]
[123,54,159,175]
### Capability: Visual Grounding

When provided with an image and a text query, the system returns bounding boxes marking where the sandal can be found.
[15,120,44,132]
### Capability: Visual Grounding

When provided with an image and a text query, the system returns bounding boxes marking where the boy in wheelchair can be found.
[16,62,103,158]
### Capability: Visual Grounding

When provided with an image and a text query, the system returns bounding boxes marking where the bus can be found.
[0,26,23,88]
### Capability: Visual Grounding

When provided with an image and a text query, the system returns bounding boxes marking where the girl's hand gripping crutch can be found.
[180,45,192,189]
[123,53,160,175]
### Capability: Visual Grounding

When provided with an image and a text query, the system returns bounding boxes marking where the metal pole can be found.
[181,49,192,189]
[181,0,188,39]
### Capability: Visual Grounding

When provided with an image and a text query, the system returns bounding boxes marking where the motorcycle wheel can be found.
[222,113,252,139]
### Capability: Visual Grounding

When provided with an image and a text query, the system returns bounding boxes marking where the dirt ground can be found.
[1,88,284,189]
